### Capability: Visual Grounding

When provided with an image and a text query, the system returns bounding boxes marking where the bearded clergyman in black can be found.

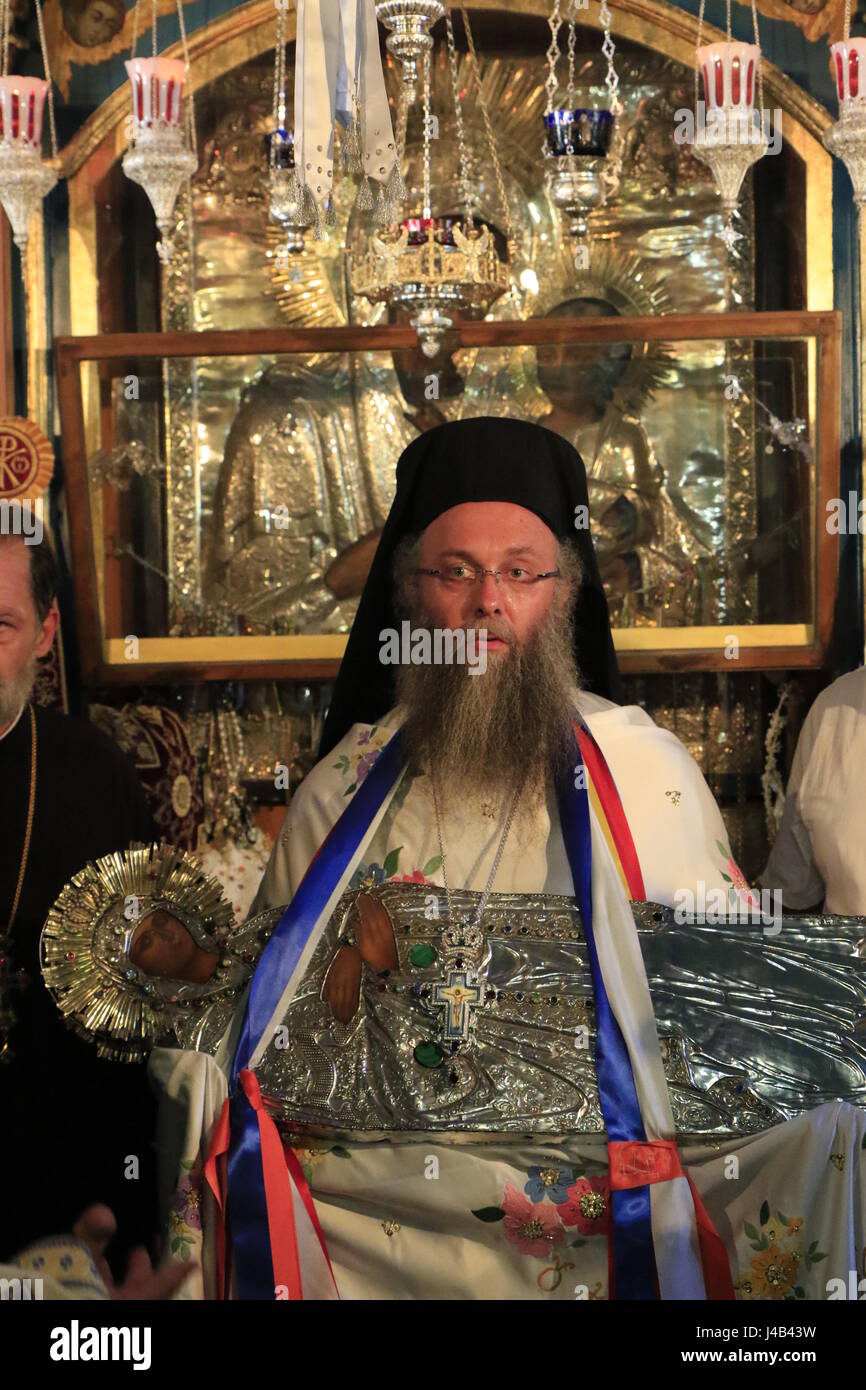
[0,530,159,1278]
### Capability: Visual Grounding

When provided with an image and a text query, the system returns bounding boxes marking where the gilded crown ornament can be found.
[0,0,58,255]
[121,0,198,265]
[350,5,512,358]
[692,0,768,251]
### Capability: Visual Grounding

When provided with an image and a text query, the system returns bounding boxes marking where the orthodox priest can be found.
[0,530,159,1273]
[126,417,865,1303]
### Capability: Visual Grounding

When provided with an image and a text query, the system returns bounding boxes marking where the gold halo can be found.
[0,416,55,501]
[40,842,235,1063]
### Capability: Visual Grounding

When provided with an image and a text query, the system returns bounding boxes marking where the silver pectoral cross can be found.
[432,969,482,1042]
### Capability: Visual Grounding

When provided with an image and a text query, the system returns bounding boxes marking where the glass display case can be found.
[54,309,840,683]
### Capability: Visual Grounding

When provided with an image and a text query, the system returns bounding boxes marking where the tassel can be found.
[393,164,409,204]
[355,175,374,211]
[325,194,337,226]
[301,183,323,241]
[384,160,408,207]
[342,119,362,174]
[375,181,392,226]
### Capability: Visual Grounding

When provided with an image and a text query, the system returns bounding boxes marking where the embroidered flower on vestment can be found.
[348,861,388,892]
[717,840,762,912]
[557,1175,611,1236]
[172,1169,203,1232]
[350,848,442,891]
[747,1244,800,1301]
[524,1166,575,1205]
[735,1202,824,1300]
[333,726,389,795]
[501,1183,567,1259]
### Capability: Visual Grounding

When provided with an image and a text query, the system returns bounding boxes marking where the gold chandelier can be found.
[350,5,513,357]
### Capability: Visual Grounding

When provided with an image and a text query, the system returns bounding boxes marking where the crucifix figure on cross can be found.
[431,969,483,1043]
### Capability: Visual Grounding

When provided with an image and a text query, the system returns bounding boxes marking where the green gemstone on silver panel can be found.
[408,943,436,968]
[413,1040,444,1068]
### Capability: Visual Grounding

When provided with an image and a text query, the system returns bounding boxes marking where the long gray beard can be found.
[395,602,581,805]
[0,652,37,729]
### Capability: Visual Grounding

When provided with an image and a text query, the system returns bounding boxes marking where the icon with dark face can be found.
[536,297,633,427]
[129,908,219,984]
[60,0,125,48]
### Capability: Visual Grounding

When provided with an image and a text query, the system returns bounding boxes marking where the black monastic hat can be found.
[319,416,622,756]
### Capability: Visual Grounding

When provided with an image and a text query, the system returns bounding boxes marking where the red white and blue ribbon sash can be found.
[560,716,734,1300]
[207,718,734,1300]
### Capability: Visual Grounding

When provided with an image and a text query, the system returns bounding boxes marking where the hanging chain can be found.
[130,0,141,59]
[270,0,288,179]
[566,11,577,109]
[599,0,621,116]
[32,0,57,157]
[445,5,474,228]
[151,0,157,61]
[459,6,514,249]
[422,46,432,218]
[432,773,524,931]
[1,0,10,78]
[844,0,852,39]
[175,0,196,155]
[273,1,287,132]
[695,0,705,118]
[394,80,410,164]
[545,0,562,115]
[752,0,764,117]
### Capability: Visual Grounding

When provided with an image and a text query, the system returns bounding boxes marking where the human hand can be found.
[72,1205,196,1301]
[354,894,398,972]
[323,945,362,1023]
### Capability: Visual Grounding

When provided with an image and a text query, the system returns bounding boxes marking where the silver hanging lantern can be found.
[376,0,445,90]
[541,0,623,272]
[0,0,59,255]
[692,0,768,251]
[121,0,198,264]
[823,0,866,207]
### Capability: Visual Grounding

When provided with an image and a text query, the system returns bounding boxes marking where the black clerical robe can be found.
[0,704,158,1270]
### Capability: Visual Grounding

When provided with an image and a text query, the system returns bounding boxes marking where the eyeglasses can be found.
[414,565,561,590]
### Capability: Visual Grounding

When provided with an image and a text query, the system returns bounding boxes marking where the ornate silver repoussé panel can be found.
[40,854,866,1143]
[248,882,866,1142]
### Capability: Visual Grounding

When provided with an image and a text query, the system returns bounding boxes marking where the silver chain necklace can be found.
[416,774,524,1077]
[431,773,523,931]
